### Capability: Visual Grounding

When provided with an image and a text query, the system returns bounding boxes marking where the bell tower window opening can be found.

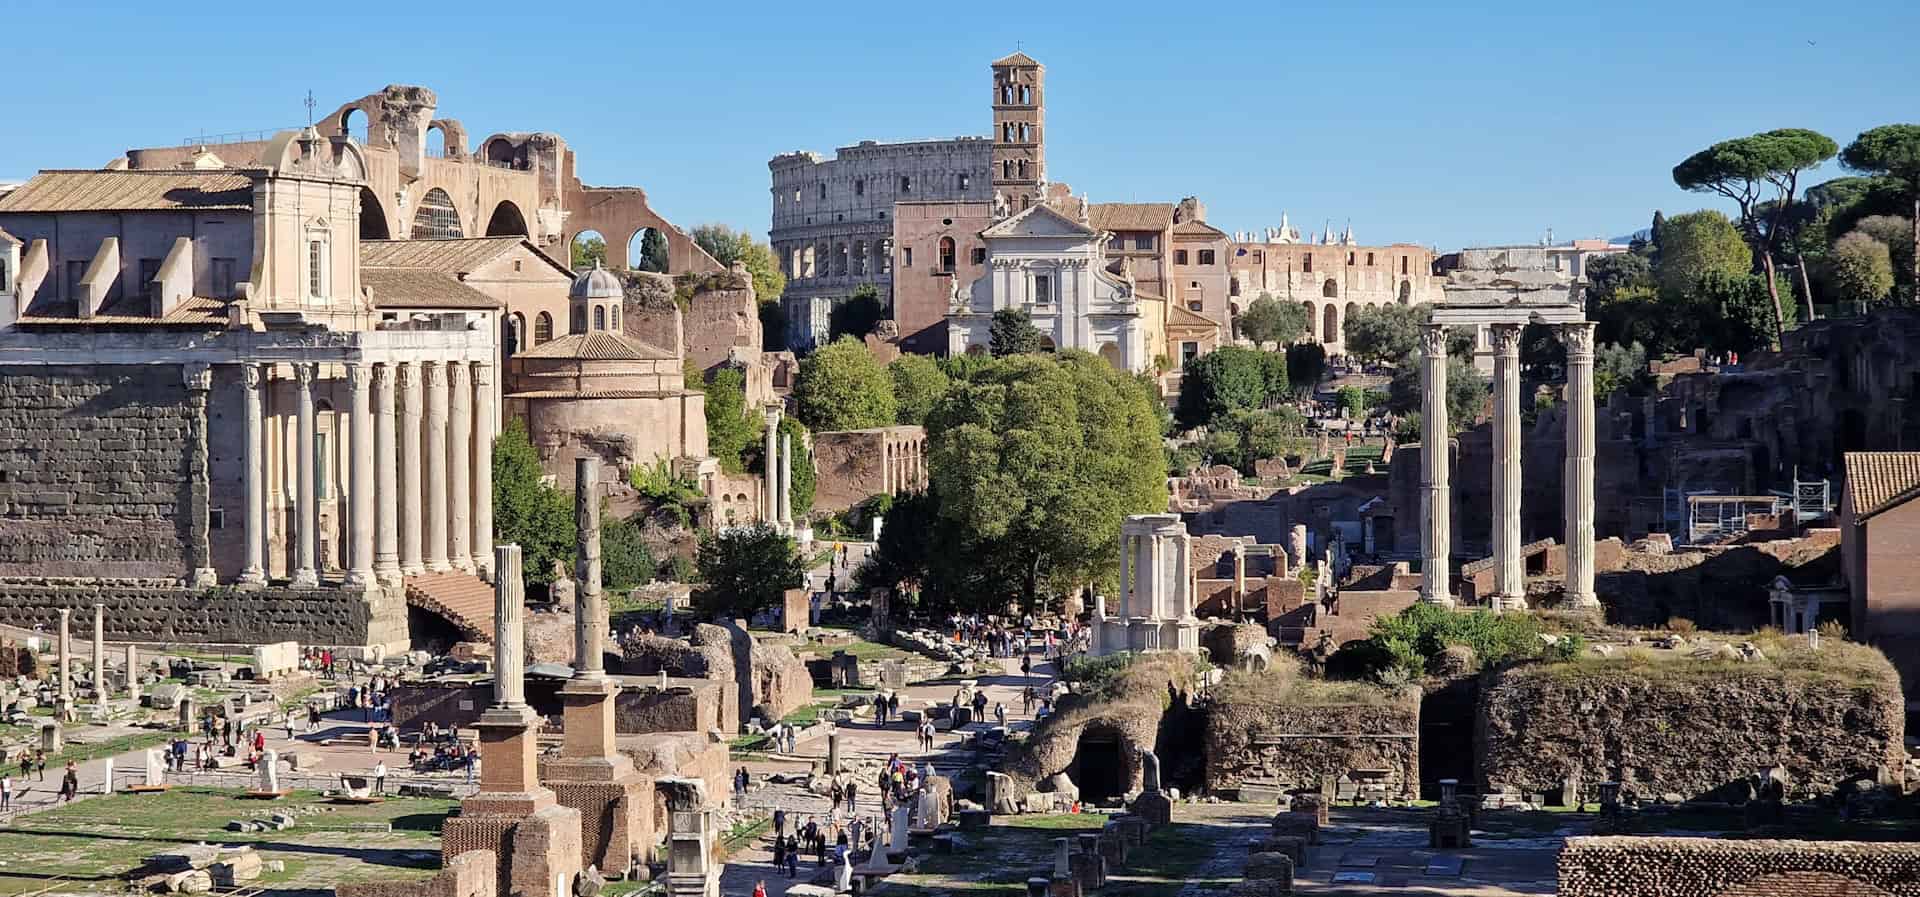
[938,237,956,273]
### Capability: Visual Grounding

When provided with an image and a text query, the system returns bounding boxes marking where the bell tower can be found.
[990,51,1045,211]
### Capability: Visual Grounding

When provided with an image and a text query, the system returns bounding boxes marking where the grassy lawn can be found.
[0,786,453,895]
[791,627,913,664]
[872,815,1223,897]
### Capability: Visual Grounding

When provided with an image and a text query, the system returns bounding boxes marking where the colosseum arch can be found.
[359,187,391,240]
[1322,304,1339,345]
[485,200,529,237]
[1322,278,1339,298]
[411,188,464,239]
[1399,279,1413,304]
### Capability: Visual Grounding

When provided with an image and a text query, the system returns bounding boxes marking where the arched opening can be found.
[1321,278,1338,299]
[1398,279,1412,304]
[593,306,607,331]
[965,344,987,356]
[833,243,849,277]
[938,237,956,273]
[503,313,524,358]
[1067,727,1130,804]
[1229,277,1241,297]
[1323,304,1339,346]
[610,305,620,331]
[1098,343,1124,370]
[1304,302,1317,340]
[485,201,528,237]
[570,230,607,271]
[534,312,553,344]
[627,227,669,273]
[1346,301,1358,330]
[425,123,453,159]
[411,187,463,239]
[359,187,390,240]
[339,108,369,143]
[1038,335,1057,353]
[485,138,519,168]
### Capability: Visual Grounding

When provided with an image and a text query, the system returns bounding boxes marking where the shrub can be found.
[1817,619,1848,641]
[1666,616,1697,634]
[1331,604,1566,682]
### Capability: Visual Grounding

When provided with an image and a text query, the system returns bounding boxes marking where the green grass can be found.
[791,627,913,664]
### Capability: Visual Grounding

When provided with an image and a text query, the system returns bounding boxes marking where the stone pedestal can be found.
[1131,791,1172,828]
[542,675,651,877]
[662,778,719,897]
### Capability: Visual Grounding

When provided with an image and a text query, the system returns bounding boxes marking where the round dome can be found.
[570,263,623,300]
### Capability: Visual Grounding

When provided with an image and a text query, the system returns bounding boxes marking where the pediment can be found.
[981,203,1097,240]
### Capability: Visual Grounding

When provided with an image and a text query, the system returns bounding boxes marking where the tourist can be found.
[735,766,750,799]
[971,690,988,724]
[994,702,1007,727]
[463,750,476,785]
[845,780,858,813]
[308,704,323,732]
[1,772,12,811]
[753,881,767,897]
[783,837,800,878]
[59,762,77,802]
[830,780,843,813]
[373,760,387,795]
[33,750,45,783]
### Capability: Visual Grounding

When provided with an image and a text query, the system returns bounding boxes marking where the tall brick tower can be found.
[991,51,1045,211]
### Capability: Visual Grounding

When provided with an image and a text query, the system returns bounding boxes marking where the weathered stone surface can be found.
[0,585,374,648]
[1558,835,1920,897]
[1244,852,1295,886]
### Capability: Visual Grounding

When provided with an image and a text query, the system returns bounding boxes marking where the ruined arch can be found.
[359,187,390,240]
[485,137,519,167]
[1398,279,1412,304]
[1323,304,1339,346]
[485,200,529,237]
[411,187,463,239]
[339,108,367,143]
[570,230,607,271]
[627,227,669,273]
[1322,278,1339,298]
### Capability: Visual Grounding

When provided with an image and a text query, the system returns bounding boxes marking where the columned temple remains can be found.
[1091,514,1202,656]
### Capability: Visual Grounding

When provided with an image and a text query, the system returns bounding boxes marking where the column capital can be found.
[1557,321,1596,359]
[372,362,392,388]
[447,359,468,388]
[395,360,415,390]
[1487,322,1524,354]
[422,360,445,388]
[346,362,372,391]
[182,362,212,391]
[242,363,264,390]
[1417,322,1449,356]
[294,362,317,386]
[470,361,494,388]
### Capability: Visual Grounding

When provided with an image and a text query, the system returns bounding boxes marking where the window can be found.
[1003,123,1014,142]
[315,430,332,499]
[971,247,986,265]
[307,239,326,299]
[855,179,864,196]
[1252,251,1263,263]
[1401,256,1409,275]
[210,508,225,530]
[138,258,161,303]
[900,176,912,193]
[793,188,801,203]
[1230,278,1241,297]
[1032,274,1050,303]
[1347,251,1355,265]
[1003,160,1013,179]
[903,247,913,267]
[594,306,606,331]
[1135,234,1155,251]
[513,259,522,272]
[411,188,463,239]
[958,173,970,191]
[1198,249,1216,265]
[610,306,619,330]
[571,304,586,334]
[938,237,956,273]
[1322,278,1338,298]
[1303,255,1314,273]
[1020,85,1032,104]
[1019,123,1030,142]
[534,312,553,343]
[1175,250,1189,265]
[1016,160,1028,179]
[1002,84,1013,104]
[853,240,867,276]
[1188,301,1202,311]
[1366,252,1375,266]
[0,256,8,293]
[1181,341,1199,366]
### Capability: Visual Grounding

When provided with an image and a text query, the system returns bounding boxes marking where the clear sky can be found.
[6,0,1916,250]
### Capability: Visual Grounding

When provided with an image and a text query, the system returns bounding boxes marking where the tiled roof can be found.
[1088,202,1174,232]
[516,330,675,361]
[992,51,1042,67]
[360,237,568,277]
[1167,303,1219,331]
[1173,219,1228,238]
[15,294,230,327]
[362,268,501,309]
[1842,452,1920,523]
[0,170,255,213]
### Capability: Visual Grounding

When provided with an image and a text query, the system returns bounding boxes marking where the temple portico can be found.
[1419,303,1598,611]
[1092,514,1202,656]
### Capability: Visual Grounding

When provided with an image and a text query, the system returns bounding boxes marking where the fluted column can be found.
[345,363,376,589]
[373,364,401,585]
[293,364,320,588]
[778,430,793,529]
[57,609,71,703]
[1418,324,1453,606]
[447,362,474,573]
[1489,323,1524,610]
[575,457,605,677]
[493,543,527,707]
[239,364,267,588]
[470,363,495,579]
[1561,322,1599,610]
[398,363,425,575]
[763,404,782,527]
[91,603,104,700]
[424,362,451,572]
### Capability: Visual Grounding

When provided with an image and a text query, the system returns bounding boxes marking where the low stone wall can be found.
[1204,673,1419,799]
[616,680,725,735]
[1477,646,1905,802]
[337,848,497,897]
[0,581,379,647]
[1558,836,1920,897]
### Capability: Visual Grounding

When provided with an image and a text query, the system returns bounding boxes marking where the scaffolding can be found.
[1686,494,1784,544]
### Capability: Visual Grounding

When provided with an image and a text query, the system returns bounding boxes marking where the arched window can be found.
[1003,123,1014,142]
[534,312,553,344]
[1020,85,1032,104]
[1017,160,1028,179]
[610,306,620,330]
[938,237,956,273]
[1002,84,1013,104]
[1003,160,1013,179]
[1019,123,1030,142]
[852,240,867,276]
[504,313,524,358]
[593,306,606,331]
[1304,302,1317,340]
[411,188,463,239]
[1398,280,1412,304]
[1323,304,1339,345]
[1322,278,1338,298]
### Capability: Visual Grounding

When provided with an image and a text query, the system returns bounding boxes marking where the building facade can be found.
[946,203,1148,371]
[1226,222,1442,357]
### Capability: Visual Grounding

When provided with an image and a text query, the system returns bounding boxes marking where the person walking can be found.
[753,881,767,897]
[373,760,387,796]
[784,837,800,878]
[845,780,858,814]
[994,702,1007,727]
[2,773,12,811]
[971,690,988,726]
[59,762,78,803]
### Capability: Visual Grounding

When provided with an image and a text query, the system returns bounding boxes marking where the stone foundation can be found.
[0,580,402,649]
[544,773,650,875]
[1558,836,1920,897]
[336,849,497,897]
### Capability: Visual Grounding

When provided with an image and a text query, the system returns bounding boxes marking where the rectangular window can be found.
[903,248,913,267]
[1252,251,1263,263]
[1401,256,1409,275]
[211,258,235,297]
[819,183,827,200]
[1175,250,1189,265]
[1182,341,1200,366]
[209,508,225,530]
[0,257,9,294]
[900,176,912,193]
[855,179,864,196]
[1108,235,1123,251]
[1198,249,1216,265]
[308,240,325,299]
[1366,252,1375,265]
[1033,274,1050,303]
[1303,255,1314,273]
[958,173,971,190]
[971,248,986,265]
[138,258,161,303]
[1135,234,1155,251]
[65,260,87,300]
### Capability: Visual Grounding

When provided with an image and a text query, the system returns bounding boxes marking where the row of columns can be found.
[763,404,793,531]
[1419,321,1598,610]
[238,359,496,590]
[880,435,927,495]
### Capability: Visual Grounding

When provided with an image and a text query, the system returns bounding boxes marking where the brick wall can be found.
[1558,836,1920,897]
[1204,684,1420,798]
[0,365,195,578]
[0,582,374,646]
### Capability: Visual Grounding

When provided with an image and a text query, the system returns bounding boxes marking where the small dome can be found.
[570,262,623,300]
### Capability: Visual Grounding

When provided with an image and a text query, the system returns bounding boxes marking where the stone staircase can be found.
[403,571,494,641]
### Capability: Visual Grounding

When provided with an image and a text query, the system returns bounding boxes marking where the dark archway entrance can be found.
[486,201,528,237]
[359,187,390,240]
[1068,729,1128,803]
[407,605,465,655]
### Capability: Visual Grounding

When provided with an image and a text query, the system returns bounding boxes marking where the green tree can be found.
[1337,385,1370,419]
[924,352,1167,609]
[632,228,670,274]
[1673,129,1839,338]
[1175,346,1269,429]
[888,354,951,426]
[702,367,759,474]
[1853,215,1915,286]
[1593,341,1650,399]
[691,223,787,305]
[1841,125,1920,295]
[693,524,806,618]
[1692,271,1777,357]
[1827,231,1896,305]
[989,308,1047,356]
[1341,303,1424,366]
[492,419,574,587]
[1655,210,1752,297]
[602,516,657,590]
[1387,355,1487,434]
[1583,253,1654,306]
[1237,294,1309,346]
[1285,343,1327,396]
[571,235,606,271]
[1257,350,1289,405]
[829,284,886,341]
[793,337,896,431]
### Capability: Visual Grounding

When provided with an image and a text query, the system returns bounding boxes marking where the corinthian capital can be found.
[1558,321,1596,359]
[1488,323,1523,354]
[1417,323,1449,357]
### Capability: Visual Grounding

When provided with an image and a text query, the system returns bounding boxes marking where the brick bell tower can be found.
[991,51,1046,212]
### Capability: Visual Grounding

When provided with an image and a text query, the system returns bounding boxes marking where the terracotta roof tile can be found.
[992,51,1042,67]
[361,268,502,309]
[15,294,229,327]
[516,331,675,361]
[1173,219,1228,238]
[360,237,568,277]
[1843,452,1920,522]
[1088,203,1174,232]
[0,170,255,213]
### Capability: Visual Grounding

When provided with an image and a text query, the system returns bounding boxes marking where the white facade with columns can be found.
[1091,513,1202,656]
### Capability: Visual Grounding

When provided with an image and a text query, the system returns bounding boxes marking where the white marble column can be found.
[763,405,782,526]
[424,362,451,572]
[778,430,793,529]
[293,364,320,589]
[345,363,376,589]
[239,364,267,588]
[1561,322,1600,610]
[57,609,71,703]
[398,363,425,576]
[1489,323,1524,610]
[1418,324,1453,606]
[493,543,527,707]
[373,364,401,585]
[91,603,104,701]
[1116,532,1132,618]
[470,362,496,578]
[447,361,474,573]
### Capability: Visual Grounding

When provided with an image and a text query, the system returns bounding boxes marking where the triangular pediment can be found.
[980,203,1097,240]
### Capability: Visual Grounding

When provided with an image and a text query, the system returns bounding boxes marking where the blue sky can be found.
[6,0,1916,250]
